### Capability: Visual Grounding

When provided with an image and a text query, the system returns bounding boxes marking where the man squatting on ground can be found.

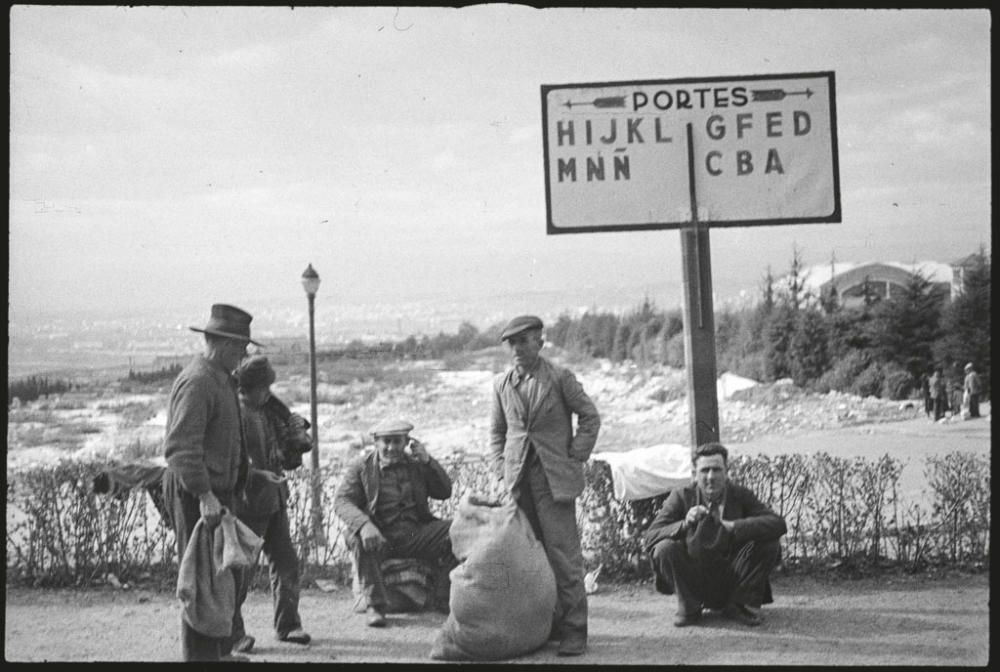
[644,442,787,627]
[229,355,312,652]
[161,304,255,662]
[489,315,601,657]
[333,419,459,627]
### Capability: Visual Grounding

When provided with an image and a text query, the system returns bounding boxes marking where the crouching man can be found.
[643,442,786,627]
[333,419,458,627]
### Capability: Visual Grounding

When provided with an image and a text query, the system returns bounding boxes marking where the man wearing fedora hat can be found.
[228,355,313,653]
[333,419,457,627]
[489,315,601,657]
[162,303,259,661]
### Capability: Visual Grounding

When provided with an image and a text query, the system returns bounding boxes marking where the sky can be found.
[9,6,992,332]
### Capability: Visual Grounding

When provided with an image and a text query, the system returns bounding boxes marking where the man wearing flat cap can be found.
[228,355,313,653]
[162,303,257,661]
[333,419,457,627]
[489,315,601,657]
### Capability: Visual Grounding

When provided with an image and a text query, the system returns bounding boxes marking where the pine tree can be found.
[935,249,991,395]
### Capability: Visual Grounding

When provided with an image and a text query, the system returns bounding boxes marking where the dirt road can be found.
[733,409,990,499]
[3,572,988,665]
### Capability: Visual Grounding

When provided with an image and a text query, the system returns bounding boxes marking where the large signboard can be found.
[542,71,840,234]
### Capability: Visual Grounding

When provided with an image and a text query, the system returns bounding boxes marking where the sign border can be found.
[541,71,841,235]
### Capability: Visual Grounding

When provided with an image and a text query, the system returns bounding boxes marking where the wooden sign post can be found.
[542,72,841,451]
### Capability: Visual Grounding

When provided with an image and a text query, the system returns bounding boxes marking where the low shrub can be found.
[6,451,990,588]
[880,366,915,401]
[850,363,884,398]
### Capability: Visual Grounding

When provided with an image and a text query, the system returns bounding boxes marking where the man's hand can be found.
[199,491,223,528]
[359,521,386,553]
[253,468,287,485]
[407,438,431,465]
[685,504,709,528]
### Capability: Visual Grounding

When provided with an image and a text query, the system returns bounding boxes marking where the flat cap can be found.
[370,419,414,438]
[500,315,544,341]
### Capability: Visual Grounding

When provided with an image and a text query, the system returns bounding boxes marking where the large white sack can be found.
[429,498,556,661]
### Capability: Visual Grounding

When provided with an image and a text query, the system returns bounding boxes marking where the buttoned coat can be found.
[489,357,601,502]
[333,449,453,538]
[643,481,787,555]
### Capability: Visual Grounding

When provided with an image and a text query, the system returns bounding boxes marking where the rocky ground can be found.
[6,347,936,469]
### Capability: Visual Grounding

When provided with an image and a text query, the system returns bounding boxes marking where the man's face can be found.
[240,385,270,408]
[694,454,728,502]
[375,434,408,463]
[220,338,251,372]
[506,329,543,371]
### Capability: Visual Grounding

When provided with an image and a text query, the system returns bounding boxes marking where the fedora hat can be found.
[190,304,263,346]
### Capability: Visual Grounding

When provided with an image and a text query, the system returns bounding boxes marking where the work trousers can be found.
[351,518,454,611]
[651,537,781,616]
[163,470,241,662]
[513,448,588,643]
[968,393,980,418]
[232,505,303,640]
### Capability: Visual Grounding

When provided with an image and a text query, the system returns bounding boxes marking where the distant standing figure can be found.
[333,419,458,628]
[928,368,946,422]
[489,315,601,657]
[162,304,256,662]
[643,442,787,628]
[920,373,932,418]
[948,366,964,418]
[229,355,312,653]
[964,362,982,418]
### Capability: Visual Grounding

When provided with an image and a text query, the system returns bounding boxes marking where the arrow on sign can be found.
[751,88,814,102]
[563,96,627,109]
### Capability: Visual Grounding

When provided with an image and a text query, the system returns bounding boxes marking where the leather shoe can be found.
[232,635,255,653]
[557,635,586,657]
[723,602,762,626]
[365,607,387,628]
[280,628,311,645]
[673,610,703,627]
[220,653,251,663]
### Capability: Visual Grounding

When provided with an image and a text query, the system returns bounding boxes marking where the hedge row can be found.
[5,450,989,588]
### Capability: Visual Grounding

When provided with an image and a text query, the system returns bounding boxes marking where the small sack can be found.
[686,509,731,564]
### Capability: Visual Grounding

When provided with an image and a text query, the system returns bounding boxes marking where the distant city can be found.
[7,282,689,378]
[9,252,977,380]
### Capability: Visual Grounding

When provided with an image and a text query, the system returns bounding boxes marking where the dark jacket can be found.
[643,481,787,555]
[488,357,601,502]
[239,396,309,521]
[333,449,453,538]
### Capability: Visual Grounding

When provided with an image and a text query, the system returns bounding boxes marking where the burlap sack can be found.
[429,498,556,661]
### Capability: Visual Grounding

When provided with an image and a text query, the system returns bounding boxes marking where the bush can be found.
[850,363,884,398]
[816,349,871,394]
[663,332,685,369]
[880,367,915,401]
[6,451,990,587]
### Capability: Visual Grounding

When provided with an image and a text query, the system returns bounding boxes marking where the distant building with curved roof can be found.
[798,259,957,309]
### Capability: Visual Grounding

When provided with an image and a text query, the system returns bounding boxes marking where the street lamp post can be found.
[301,263,325,547]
